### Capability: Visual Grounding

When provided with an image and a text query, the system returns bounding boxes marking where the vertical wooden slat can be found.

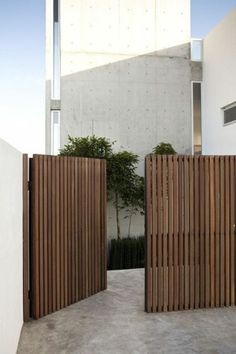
[194,156,200,309]
[64,157,68,306]
[184,156,189,310]
[215,157,220,307]
[189,156,194,309]
[39,155,44,317]
[51,156,57,312]
[48,156,53,314]
[162,156,168,311]
[209,157,215,308]
[71,157,75,303]
[178,156,184,311]
[173,156,179,311]
[205,157,210,308]
[152,156,157,312]
[74,158,79,302]
[23,154,30,322]
[168,156,173,311]
[55,156,60,310]
[157,156,163,312]
[199,156,205,308]
[103,159,107,290]
[59,157,65,308]
[220,156,225,307]
[32,156,40,319]
[225,156,230,306]
[43,157,48,315]
[230,156,235,305]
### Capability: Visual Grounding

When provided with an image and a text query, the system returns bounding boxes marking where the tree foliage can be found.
[153,142,176,155]
[60,136,144,239]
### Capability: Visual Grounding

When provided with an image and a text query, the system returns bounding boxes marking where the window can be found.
[51,110,60,155]
[191,39,203,62]
[223,103,236,125]
[192,82,202,154]
[52,0,60,99]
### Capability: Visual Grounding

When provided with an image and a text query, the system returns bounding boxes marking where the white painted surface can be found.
[0,138,23,354]
[202,8,236,155]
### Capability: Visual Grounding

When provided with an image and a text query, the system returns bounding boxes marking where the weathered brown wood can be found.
[23,154,30,322]
[145,154,236,313]
[30,155,107,319]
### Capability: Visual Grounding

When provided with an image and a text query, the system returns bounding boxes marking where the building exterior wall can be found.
[46,0,193,162]
[46,0,200,237]
[0,138,23,354]
[202,8,236,155]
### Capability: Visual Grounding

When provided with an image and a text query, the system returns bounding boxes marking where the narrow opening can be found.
[191,39,203,62]
[192,82,202,155]
[52,0,60,99]
[51,110,60,155]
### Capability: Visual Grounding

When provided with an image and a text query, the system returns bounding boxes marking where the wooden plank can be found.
[220,156,225,307]
[230,156,235,305]
[55,156,60,310]
[178,156,184,311]
[32,156,40,319]
[39,155,44,317]
[194,156,200,309]
[215,157,220,307]
[189,156,194,309]
[184,156,190,310]
[74,158,79,302]
[59,157,65,308]
[168,156,173,311]
[205,157,210,308]
[71,157,76,303]
[23,154,30,322]
[209,157,215,308]
[96,160,101,293]
[78,158,82,301]
[162,156,168,311]
[199,156,205,308]
[173,156,179,311]
[157,156,163,312]
[47,156,53,314]
[103,159,107,290]
[225,156,230,306]
[152,156,157,312]
[43,156,48,315]
[51,157,57,312]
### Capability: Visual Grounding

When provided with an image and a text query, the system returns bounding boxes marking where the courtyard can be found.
[18,269,236,354]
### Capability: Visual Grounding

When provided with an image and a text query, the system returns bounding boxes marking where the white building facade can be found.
[202,8,236,155]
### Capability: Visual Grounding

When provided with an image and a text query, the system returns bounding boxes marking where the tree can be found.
[107,151,140,239]
[153,142,176,155]
[60,136,144,240]
[60,135,114,159]
[124,175,144,238]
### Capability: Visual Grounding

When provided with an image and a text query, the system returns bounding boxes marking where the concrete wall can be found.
[0,138,23,354]
[46,0,198,237]
[202,8,236,155]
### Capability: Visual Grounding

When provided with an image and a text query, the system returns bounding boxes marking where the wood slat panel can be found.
[30,155,107,319]
[145,154,236,313]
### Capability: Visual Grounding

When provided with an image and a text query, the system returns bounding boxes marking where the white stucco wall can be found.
[0,138,23,354]
[202,8,236,155]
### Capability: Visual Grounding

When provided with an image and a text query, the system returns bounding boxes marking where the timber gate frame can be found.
[145,154,236,313]
[23,155,107,320]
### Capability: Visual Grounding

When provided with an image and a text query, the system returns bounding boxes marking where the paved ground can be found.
[18,269,236,354]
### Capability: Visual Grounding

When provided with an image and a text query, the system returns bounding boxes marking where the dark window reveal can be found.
[53,0,59,23]
[224,105,236,125]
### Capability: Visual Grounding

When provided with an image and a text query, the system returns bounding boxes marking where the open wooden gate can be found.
[145,154,236,313]
[24,155,107,319]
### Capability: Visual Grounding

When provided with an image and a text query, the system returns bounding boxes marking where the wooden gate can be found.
[26,155,107,319]
[145,155,236,313]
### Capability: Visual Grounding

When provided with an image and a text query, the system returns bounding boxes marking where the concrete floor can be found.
[18,269,236,354]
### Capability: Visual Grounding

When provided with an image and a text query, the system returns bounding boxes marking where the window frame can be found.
[222,102,236,127]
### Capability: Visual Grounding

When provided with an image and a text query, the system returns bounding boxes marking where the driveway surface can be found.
[18,269,236,354]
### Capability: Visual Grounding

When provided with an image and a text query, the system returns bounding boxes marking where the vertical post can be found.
[23,154,30,321]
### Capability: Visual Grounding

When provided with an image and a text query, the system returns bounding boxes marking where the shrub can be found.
[153,142,176,155]
[108,236,144,270]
